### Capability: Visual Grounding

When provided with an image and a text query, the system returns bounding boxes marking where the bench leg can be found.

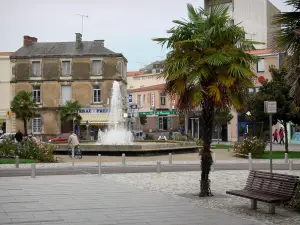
[251,199,257,210]
[269,203,275,214]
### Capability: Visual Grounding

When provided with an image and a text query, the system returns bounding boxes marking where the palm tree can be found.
[274,0,300,104]
[60,100,82,132]
[153,3,257,196]
[11,91,38,135]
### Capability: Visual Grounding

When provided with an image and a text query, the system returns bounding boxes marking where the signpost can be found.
[264,101,277,173]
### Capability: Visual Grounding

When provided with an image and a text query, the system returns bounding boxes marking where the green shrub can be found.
[173,133,187,141]
[288,182,300,211]
[0,139,54,162]
[144,133,155,140]
[233,136,266,157]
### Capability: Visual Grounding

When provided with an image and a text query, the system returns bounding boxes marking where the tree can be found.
[274,0,300,104]
[153,3,257,196]
[214,107,233,144]
[10,91,38,135]
[60,100,82,132]
[246,66,300,153]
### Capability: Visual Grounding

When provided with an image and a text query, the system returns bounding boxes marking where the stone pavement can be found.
[0,175,260,225]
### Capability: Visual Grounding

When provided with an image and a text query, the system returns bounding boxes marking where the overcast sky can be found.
[0,0,293,71]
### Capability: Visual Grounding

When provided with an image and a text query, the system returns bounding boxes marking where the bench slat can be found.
[226,190,289,203]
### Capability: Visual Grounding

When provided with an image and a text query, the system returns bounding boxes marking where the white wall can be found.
[0,56,12,132]
[127,74,165,90]
[233,0,268,49]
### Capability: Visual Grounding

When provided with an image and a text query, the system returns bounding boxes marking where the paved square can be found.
[0,174,260,225]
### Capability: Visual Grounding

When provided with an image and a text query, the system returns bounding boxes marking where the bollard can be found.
[289,159,293,171]
[213,152,216,164]
[157,160,161,173]
[15,156,19,168]
[248,158,253,171]
[98,154,102,175]
[72,147,75,167]
[122,153,126,166]
[31,163,36,178]
[285,153,289,163]
[248,153,252,160]
[211,162,215,172]
[168,153,172,165]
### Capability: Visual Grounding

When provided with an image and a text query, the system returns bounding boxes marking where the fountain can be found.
[96,81,134,145]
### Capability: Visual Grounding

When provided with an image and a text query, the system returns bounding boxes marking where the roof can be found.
[127,71,144,77]
[10,41,127,61]
[246,49,278,55]
[0,52,14,57]
[129,83,165,93]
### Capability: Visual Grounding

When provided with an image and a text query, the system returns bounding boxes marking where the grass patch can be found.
[0,158,36,164]
[211,144,233,149]
[254,151,300,159]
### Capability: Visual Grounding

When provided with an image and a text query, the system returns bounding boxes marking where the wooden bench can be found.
[226,170,299,214]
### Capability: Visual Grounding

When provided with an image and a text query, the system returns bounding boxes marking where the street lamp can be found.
[246,111,251,116]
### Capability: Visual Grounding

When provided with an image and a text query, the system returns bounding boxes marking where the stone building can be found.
[10,34,127,139]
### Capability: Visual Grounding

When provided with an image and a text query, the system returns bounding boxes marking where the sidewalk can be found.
[0,175,260,225]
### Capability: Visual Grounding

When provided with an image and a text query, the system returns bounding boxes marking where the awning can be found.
[79,113,121,125]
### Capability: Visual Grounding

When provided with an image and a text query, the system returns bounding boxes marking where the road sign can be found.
[264,101,277,114]
[130,104,138,109]
[151,92,155,107]
[128,94,132,103]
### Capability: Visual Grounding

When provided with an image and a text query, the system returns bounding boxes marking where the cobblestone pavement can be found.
[0,175,259,225]
[103,171,300,225]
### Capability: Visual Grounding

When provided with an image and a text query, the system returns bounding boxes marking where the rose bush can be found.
[233,136,266,158]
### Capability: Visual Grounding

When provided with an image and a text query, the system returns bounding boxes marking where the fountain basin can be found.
[54,141,199,153]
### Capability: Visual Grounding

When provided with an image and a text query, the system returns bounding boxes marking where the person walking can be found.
[15,130,23,153]
[279,128,285,145]
[68,132,80,150]
[273,129,278,144]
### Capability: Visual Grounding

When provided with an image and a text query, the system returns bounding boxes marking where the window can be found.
[93,85,101,103]
[137,94,142,107]
[61,61,71,76]
[32,117,41,134]
[257,59,265,72]
[32,86,41,103]
[159,117,168,130]
[92,60,102,75]
[32,61,41,77]
[155,69,160,73]
[61,86,72,105]
[160,93,166,105]
[143,94,146,103]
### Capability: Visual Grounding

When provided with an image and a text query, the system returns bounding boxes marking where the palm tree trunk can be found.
[283,122,289,153]
[184,110,189,135]
[199,99,214,197]
[23,118,28,136]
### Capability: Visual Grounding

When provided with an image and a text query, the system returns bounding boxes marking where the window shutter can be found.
[167,117,171,129]
[155,117,159,129]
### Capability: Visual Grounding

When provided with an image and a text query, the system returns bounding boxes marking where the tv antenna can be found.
[76,14,88,35]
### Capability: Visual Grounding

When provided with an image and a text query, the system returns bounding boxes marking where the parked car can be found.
[48,133,70,143]
[0,133,16,143]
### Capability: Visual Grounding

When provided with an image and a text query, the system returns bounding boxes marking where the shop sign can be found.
[78,109,110,113]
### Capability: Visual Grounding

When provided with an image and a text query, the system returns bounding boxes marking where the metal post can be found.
[289,159,293,171]
[72,147,75,167]
[213,152,216,164]
[15,156,19,168]
[157,160,161,173]
[269,114,273,173]
[122,153,126,166]
[168,153,172,164]
[98,154,101,175]
[284,153,288,163]
[248,153,252,160]
[31,163,36,178]
[248,153,253,170]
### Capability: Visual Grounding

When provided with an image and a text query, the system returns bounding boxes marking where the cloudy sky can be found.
[0,0,293,71]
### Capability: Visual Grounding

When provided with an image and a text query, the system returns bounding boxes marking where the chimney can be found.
[95,40,104,47]
[75,33,82,49]
[23,35,38,47]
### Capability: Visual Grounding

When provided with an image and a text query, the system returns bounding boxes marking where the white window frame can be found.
[137,94,142,107]
[61,60,71,76]
[31,61,41,77]
[93,85,101,104]
[92,60,102,75]
[32,86,41,104]
[257,58,265,72]
[160,93,166,105]
[32,117,41,134]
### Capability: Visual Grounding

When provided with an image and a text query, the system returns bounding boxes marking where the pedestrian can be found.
[68,131,80,156]
[15,130,23,152]
[169,128,173,139]
[279,128,285,145]
[273,129,278,144]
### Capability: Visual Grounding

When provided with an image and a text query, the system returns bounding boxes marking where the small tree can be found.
[214,107,233,144]
[11,91,38,135]
[60,101,82,132]
[246,66,300,153]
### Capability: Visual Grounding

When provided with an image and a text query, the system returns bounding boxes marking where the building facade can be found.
[204,0,281,49]
[10,34,127,139]
[129,84,179,132]
[0,52,13,134]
